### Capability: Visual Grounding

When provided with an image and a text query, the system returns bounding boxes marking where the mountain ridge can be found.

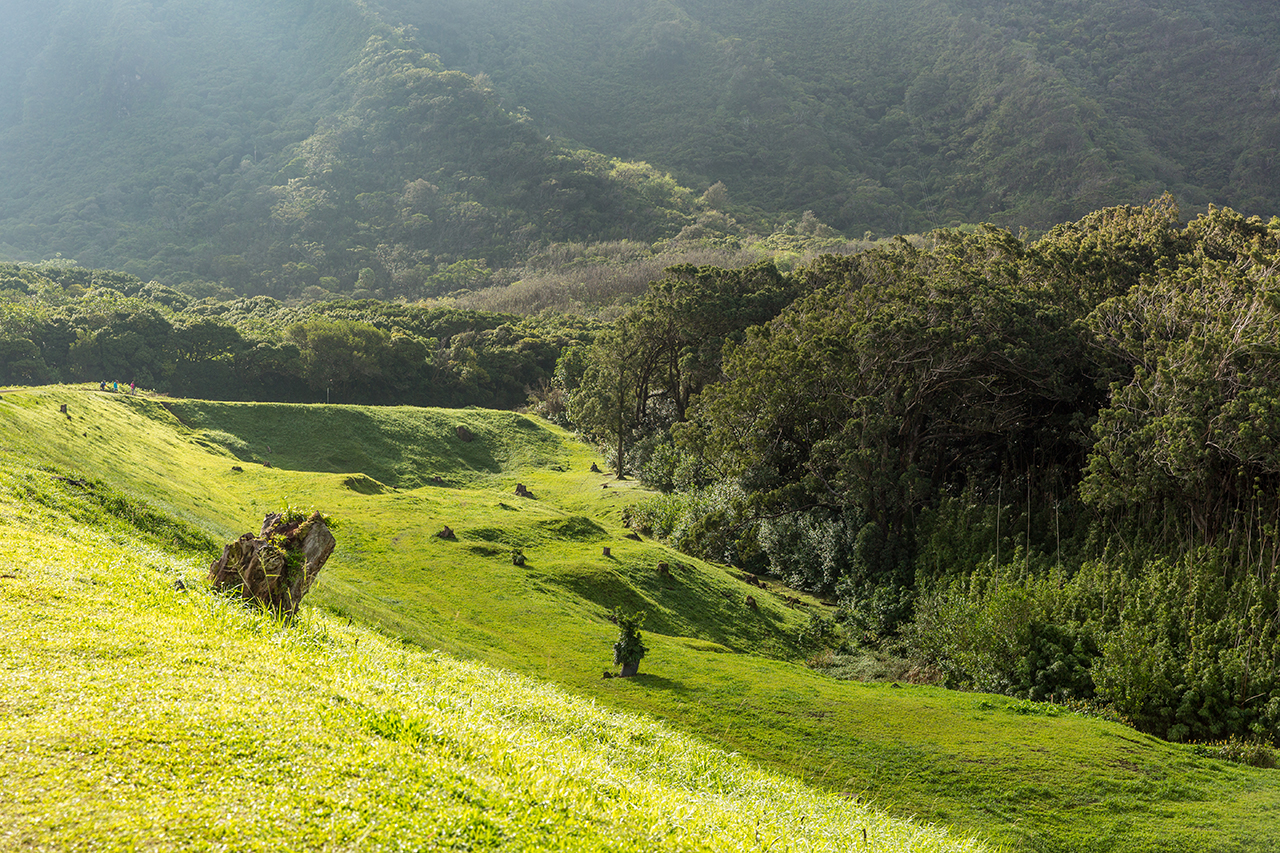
[2,0,1279,297]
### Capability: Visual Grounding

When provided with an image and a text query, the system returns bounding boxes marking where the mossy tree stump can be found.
[208,512,336,617]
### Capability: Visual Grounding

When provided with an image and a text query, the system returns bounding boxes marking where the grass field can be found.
[3,385,1279,852]
[0,452,980,852]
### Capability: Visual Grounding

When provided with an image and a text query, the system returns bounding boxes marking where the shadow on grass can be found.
[628,672,690,694]
[157,401,513,487]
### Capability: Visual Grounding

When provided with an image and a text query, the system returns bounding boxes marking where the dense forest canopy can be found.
[2,0,1280,297]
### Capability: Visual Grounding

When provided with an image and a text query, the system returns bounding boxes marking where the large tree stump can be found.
[208,512,336,617]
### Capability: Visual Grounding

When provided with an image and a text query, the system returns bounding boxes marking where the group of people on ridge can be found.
[99,380,137,395]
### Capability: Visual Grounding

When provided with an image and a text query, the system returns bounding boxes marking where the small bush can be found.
[1192,735,1277,768]
[1051,697,1134,728]
[798,611,844,654]
[612,608,648,673]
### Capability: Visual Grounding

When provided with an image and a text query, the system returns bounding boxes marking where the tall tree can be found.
[565,260,796,473]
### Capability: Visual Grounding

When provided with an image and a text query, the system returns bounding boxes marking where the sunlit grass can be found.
[0,457,982,852]
[4,386,1280,853]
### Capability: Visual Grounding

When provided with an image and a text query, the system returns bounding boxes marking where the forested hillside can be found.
[405,0,1280,233]
[2,0,1280,298]
[0,0,701,297]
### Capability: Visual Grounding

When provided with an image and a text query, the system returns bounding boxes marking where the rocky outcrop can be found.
[208,512,336,617]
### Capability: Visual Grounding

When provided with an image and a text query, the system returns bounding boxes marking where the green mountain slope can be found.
[3,385,1279,852]
[0,0,698,293]
[0,0,371,270]
[401,0,1280,232]
[3,1,1279,295]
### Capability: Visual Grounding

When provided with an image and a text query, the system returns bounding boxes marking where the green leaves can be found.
[567,260,795,475]
[701,227,1085,536]
[612,607,648,668]
[1081,225,1280,531]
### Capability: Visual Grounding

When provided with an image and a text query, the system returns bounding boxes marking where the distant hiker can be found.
[99,380,106,391]
[129,381,136,395]
[112,381,118,392]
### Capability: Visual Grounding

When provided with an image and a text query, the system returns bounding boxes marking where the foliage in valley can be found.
[7,0,1280,756]
[0,262,594,407]
[574,198,1280,747]
[9,196,1280,748]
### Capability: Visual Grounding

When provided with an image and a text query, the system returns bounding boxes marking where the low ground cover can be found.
[2,385,1278,852]
[0,448,980,852]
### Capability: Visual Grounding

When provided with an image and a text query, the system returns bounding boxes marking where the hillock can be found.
[2,385,1279,852]
[0,444,979,852]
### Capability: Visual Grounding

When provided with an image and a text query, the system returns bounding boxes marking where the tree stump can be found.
[207,512,336,617]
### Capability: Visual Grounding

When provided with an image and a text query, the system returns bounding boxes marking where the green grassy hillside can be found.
[0,449,979,852]
[3,385,1279,852]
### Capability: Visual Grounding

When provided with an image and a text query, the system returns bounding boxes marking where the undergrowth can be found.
[1192,737,1278,769]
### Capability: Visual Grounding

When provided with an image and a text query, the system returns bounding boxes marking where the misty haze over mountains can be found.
[1,0,1278,295]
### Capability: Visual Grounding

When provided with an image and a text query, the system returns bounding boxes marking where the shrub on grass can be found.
[613,608,648,677]
[624,481,763,569]
[798,611,845,654]
[1192,735,1278,768]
